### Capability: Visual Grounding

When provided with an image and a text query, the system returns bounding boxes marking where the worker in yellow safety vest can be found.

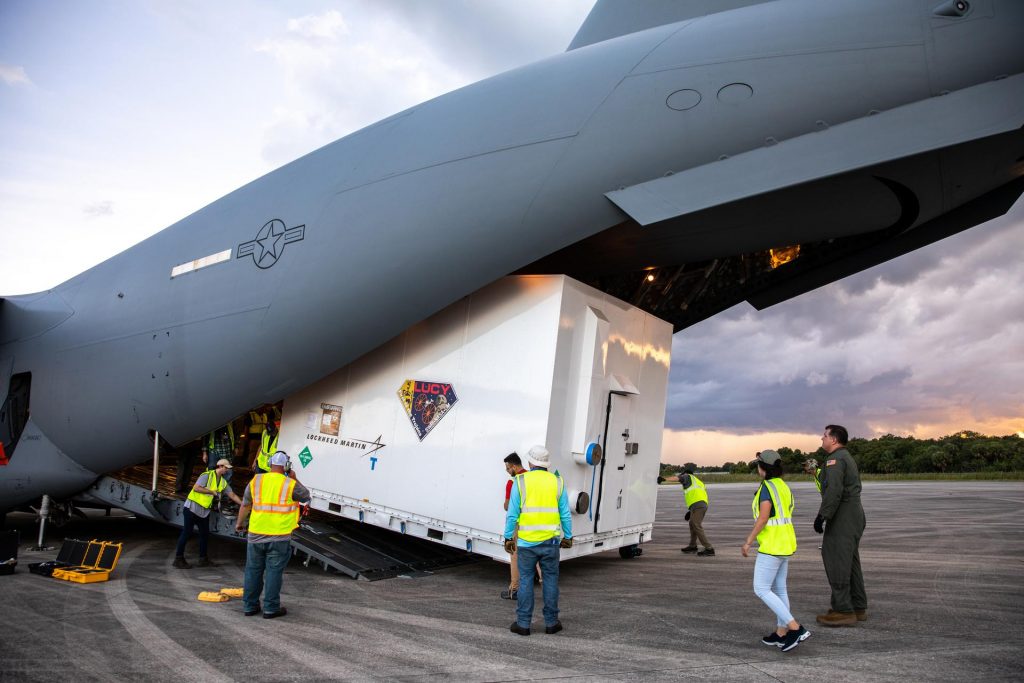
[205,423,236,481]
[248,410,267,434]
[245,409,268,465]
[235,451,311,619]
[741,449,809,652]
[503,445,572,636]
[174,458,243,569]
[679,469,715,556]
[251,419,279,474]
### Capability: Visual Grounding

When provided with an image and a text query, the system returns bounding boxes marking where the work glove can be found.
[504,538,515,554]
[684,511,691,521]
[559,537,573,549]
[813,514,825,534]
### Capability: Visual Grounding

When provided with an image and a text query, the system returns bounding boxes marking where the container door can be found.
[593,391,634,533]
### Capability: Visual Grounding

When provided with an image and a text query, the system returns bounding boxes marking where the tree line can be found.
[661,431,1024,477]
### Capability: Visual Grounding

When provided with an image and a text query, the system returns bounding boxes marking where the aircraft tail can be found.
[568,0,780,50]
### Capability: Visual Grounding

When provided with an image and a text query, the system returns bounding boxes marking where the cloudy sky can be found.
[2,1,1021,466]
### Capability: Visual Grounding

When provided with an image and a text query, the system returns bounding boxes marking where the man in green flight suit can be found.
[813,424,868,626]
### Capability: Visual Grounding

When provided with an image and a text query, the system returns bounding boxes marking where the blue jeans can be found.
[175,508,209,558]
[753,552,793,627]
[243,540,292,614]
[516,539,560,628]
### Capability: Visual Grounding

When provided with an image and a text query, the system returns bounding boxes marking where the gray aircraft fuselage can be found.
[2,0,1023,507]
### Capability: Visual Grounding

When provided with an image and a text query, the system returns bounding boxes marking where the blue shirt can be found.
[504,468,573,546]
[757,482,776,517]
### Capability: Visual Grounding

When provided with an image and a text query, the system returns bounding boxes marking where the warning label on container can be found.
[319,403,342,436]
[397,379,458,441]
[298,446,313,468]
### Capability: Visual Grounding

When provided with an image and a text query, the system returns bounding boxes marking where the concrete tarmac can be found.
[2,481,1022,682]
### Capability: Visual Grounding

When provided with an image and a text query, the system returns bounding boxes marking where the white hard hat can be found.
[527,445,550,468]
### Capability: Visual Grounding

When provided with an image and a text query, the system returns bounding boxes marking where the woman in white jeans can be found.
[741,450,810,652]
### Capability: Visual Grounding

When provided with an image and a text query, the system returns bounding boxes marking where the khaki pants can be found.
[509,544,519,591]
[508,530,541,590]
[688,506,713,550]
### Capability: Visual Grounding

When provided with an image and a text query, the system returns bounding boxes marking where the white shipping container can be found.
[277,275,673,561]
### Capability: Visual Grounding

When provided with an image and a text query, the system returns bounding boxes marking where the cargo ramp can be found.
[291,518,480,581]
[74,457,477,581]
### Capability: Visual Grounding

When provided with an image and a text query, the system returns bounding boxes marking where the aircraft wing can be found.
[744,173,1024,311]
[606,73,1024,227]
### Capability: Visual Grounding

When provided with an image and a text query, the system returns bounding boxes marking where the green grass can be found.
[662,471,1024,484]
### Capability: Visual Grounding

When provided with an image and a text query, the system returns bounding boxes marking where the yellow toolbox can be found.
[51,540,102,580]
[52,540,123,583]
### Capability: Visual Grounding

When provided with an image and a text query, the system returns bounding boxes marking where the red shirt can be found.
[504,469,526,503]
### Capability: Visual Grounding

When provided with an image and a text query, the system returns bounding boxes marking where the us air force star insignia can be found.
[237,219,305,269]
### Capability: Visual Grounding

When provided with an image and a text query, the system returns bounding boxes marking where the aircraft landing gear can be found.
[31,494,55,551]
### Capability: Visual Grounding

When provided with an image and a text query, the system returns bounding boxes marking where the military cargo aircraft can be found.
[2,0,1023,515]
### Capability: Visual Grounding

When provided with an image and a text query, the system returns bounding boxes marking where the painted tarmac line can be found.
[158,547,386,681]
[103,544,235,683]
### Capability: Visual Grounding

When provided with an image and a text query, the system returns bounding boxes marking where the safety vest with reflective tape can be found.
[249,410,267,434]
[514,469,564,543]
[752,477,796,556]
[813,467,823,494]
[207,423,235,453]
[186,470,227,510]
[247,472,299,536]
[683,474,709,508]
[257,431,278,471]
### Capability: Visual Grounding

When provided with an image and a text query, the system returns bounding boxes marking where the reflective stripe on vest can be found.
[813,467,823,493]
[515,470,563,541]
[257,431,278,471]
[752,478,796,556]
[683,474,709,508]
[186,471,227,510]
[247,472,299,535]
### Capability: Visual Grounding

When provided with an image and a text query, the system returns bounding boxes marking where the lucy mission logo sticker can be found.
[397,380,458,441]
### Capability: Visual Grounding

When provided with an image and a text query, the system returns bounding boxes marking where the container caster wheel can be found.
[619,544,642,559]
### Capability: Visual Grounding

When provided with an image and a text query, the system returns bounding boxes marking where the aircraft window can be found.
[0,372,31,457]
[170,249,232,278]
